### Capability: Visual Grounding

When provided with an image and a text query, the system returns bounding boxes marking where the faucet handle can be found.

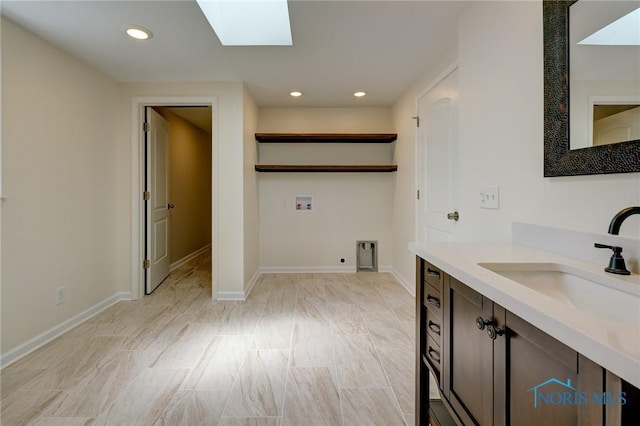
[594,243,631,275]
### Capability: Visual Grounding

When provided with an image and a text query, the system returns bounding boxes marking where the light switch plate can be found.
[479,185,500,209]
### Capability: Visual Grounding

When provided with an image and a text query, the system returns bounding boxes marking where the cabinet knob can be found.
[447,211,460,221]
[476,316,491,330]
[487,324,505,340]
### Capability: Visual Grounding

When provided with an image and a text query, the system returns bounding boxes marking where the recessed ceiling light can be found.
[354,91,367,97]
[126,26,153,40]
[290,91,302,97]
[196,0,292,46]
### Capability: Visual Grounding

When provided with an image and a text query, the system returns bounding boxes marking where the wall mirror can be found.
[543,0,640,176]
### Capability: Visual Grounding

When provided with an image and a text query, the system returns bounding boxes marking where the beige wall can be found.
[390,0,640,287]
[257,108,396,271]
[1,17,121,353]
[155,108,212,264]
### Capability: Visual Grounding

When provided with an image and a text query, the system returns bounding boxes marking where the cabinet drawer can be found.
[424,288,443,317]
[425,308,443,344]
[423,261,444,292]
[425,334,442,378]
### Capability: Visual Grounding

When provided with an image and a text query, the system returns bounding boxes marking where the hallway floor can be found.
[1,251,416,425]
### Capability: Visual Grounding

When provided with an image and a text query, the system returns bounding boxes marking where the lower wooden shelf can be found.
[254,164,397,173]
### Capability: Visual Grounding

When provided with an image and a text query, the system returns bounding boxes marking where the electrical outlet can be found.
[56,287,65,305]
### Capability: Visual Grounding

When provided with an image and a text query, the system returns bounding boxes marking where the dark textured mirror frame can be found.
[543,0,640,177]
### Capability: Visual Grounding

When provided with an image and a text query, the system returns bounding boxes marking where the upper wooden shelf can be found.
[255,133,397,144]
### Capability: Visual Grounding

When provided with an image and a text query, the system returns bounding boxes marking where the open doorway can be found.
[144,105,213,294]
[131,97,218,300]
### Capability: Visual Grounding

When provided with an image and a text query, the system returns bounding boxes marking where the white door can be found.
[146,107,171,294]
[417,68,459,243]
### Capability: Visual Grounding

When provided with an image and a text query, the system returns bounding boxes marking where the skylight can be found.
[196,0,292,46]
[579,7,640,46]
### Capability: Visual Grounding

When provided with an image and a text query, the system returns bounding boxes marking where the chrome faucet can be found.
[608,206,640,235]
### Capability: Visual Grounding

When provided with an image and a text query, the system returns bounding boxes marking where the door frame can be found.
[414,61,458,243]
[131,96,218,300]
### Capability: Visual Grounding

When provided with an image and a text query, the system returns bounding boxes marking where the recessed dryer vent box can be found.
[295,194,314,212]
[356,240,378,272]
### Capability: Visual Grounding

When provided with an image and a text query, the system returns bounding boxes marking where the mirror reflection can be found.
[569,0,640,150]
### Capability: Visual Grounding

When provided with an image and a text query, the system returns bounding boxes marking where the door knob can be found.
[168,203,175,209]
[447,211,459,221]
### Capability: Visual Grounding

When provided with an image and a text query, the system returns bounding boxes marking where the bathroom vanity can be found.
[411,242,640,426]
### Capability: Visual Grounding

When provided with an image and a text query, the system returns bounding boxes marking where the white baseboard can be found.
[242,268,262,300]
[215,291,247,301]
[387,267,415,297]
[0,292,132,369]
[259,265,358,274]
[170,244,211,271]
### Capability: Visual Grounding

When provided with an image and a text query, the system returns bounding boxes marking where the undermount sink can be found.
[478,262,640,324]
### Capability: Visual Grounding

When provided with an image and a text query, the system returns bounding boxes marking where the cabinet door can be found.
[496,309,603,426]
[444,277,493,425]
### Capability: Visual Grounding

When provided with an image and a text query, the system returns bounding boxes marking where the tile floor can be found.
[1,251,417,425]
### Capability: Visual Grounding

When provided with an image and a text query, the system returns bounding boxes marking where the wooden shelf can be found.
[255,164,397,173]
[255,133,397,144]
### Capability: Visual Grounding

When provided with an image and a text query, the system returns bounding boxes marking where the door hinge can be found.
[143,122,150,132]
[143,259,150,269]
[417,189,420,200]
[412,116,420,127]
[143,191,150,201]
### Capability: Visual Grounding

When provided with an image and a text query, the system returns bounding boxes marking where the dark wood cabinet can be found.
[443,277,493,425]
[416,256,639,426]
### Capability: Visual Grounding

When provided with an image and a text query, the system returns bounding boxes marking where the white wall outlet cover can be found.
[479,185,500,209]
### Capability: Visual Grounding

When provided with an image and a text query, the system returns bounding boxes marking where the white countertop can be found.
[409,241,640,388]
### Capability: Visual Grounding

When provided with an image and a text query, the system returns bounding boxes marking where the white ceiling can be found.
[1,0,466,107]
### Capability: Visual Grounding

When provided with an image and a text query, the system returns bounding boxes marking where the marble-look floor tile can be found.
[290,322,334,367]
[218,417,280,426]
[329,305,367,337]
[44,350,158,417]
[362,312,413,350]
[348,283,390,313]
[150,323,219,369]
[5,256,417,426]
[245,276,276,305]
[334,334,389,388]
[0,389,61,425]
[96,368,188,425]
[282,367,342,426]
[264,278,297,314]
[377,348,415,414]
[154,389,229,425]
[1,367,45,399]
[31,417,97,425]
[295,295,331,322]
[22,336,125,390]
[182,335,252,390]
[217,304,264,335]
[121,314,185,351]
[341,388,406,426]
[223,350,289,417]
[252,313,294,350]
